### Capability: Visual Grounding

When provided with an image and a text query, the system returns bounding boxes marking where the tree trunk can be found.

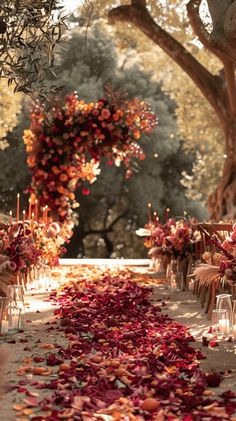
[208,119,236,219]
[108,0,236,219]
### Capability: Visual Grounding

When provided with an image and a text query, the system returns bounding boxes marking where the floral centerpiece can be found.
[0,218,69,294]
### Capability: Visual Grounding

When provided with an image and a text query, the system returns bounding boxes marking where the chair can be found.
[193,223,233,317]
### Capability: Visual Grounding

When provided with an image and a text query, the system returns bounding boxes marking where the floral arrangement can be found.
[143,218,175,258]
[208,225,236,282]
[168,220,198,259]
[0,219,68,294]
[24,91,157,223]
[142,218,199,261]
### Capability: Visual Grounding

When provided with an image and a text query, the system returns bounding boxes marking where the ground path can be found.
[0,264,235,420]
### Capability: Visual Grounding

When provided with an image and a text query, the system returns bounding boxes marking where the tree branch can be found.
[108,2,229,126]
[187,0,230,62]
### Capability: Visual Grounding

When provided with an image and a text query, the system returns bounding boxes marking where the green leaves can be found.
[0,0,68,108]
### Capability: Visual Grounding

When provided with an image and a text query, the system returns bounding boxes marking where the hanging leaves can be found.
[0,1,67,107]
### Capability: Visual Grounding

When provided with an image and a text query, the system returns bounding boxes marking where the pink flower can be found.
[231,231,236,241]
[50,222,61,234]
[8,261,17,271]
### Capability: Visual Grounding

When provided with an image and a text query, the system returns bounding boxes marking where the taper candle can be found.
[165,208,170,221]
[16,193,20,222]
[28,198,32,220]
[9,210,12,224]
[22,210,26,223]
[31,212,35,229]
[148,203,152,223]
[45,205,48,224]
[42,206,45,223]
[35,199,38,222]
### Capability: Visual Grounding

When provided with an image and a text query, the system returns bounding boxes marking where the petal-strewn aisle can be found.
[1,266,236,420]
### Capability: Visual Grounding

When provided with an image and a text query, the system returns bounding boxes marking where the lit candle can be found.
[232,324,236,339]
[45,205,48,224]
[28,198,32,220]
[31,212,35,229]
[35,199,38,222]
[171,280,177,291]
[219,319,230,333]
[22,210,26,223]
[153,211,157,226]
[148,203,152,223]
[188,279,194,291]
[165,208,170,221]
[42,206,46,223]
[9,210,12,224]
[1,320,8,334]
[10,315,18,330]
[16,193,20,222]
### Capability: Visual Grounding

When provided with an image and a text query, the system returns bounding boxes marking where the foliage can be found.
[0,0,67,105]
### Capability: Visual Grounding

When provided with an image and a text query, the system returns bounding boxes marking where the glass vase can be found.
[8,305,21,332]
[216,293,232,330]
[7,285,25,314]
[211,308,228,335]
[0,297,9,334]
[232,300,236,339]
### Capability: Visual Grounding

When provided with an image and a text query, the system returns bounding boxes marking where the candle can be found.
[233,324,236,339]
[11,315,19,330]
[148,203,152,223]
[28,198,32,220]
[22,210,26,223]
[35,199,38,221]
[16,193,20,222]
[9,210,12,224]
[219,319,230,333]
[1,320,8,334]
[31,212,35,229]
[188,279,194,291]
[165,208,170,221]
[45,205,48,224]
[171,280,177,291]
[42,206,46,223]
[153,212,157,226]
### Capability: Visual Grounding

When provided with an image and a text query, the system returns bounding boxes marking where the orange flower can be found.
[60,173,68,182]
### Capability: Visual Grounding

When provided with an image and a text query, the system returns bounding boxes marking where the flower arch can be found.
[24,91,157,226]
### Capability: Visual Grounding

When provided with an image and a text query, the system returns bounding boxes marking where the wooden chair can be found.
[193,223,233,317]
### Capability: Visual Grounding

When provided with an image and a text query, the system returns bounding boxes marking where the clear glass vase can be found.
[232,300,236,338]
[8,305,21,332]
[166,259,177,289]
[212,308,228,335]
[7,285,25,314]
[0,297,9,334]
[216,293,232,330]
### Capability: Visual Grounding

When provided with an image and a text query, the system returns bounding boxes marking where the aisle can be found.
[0,266,236,420]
